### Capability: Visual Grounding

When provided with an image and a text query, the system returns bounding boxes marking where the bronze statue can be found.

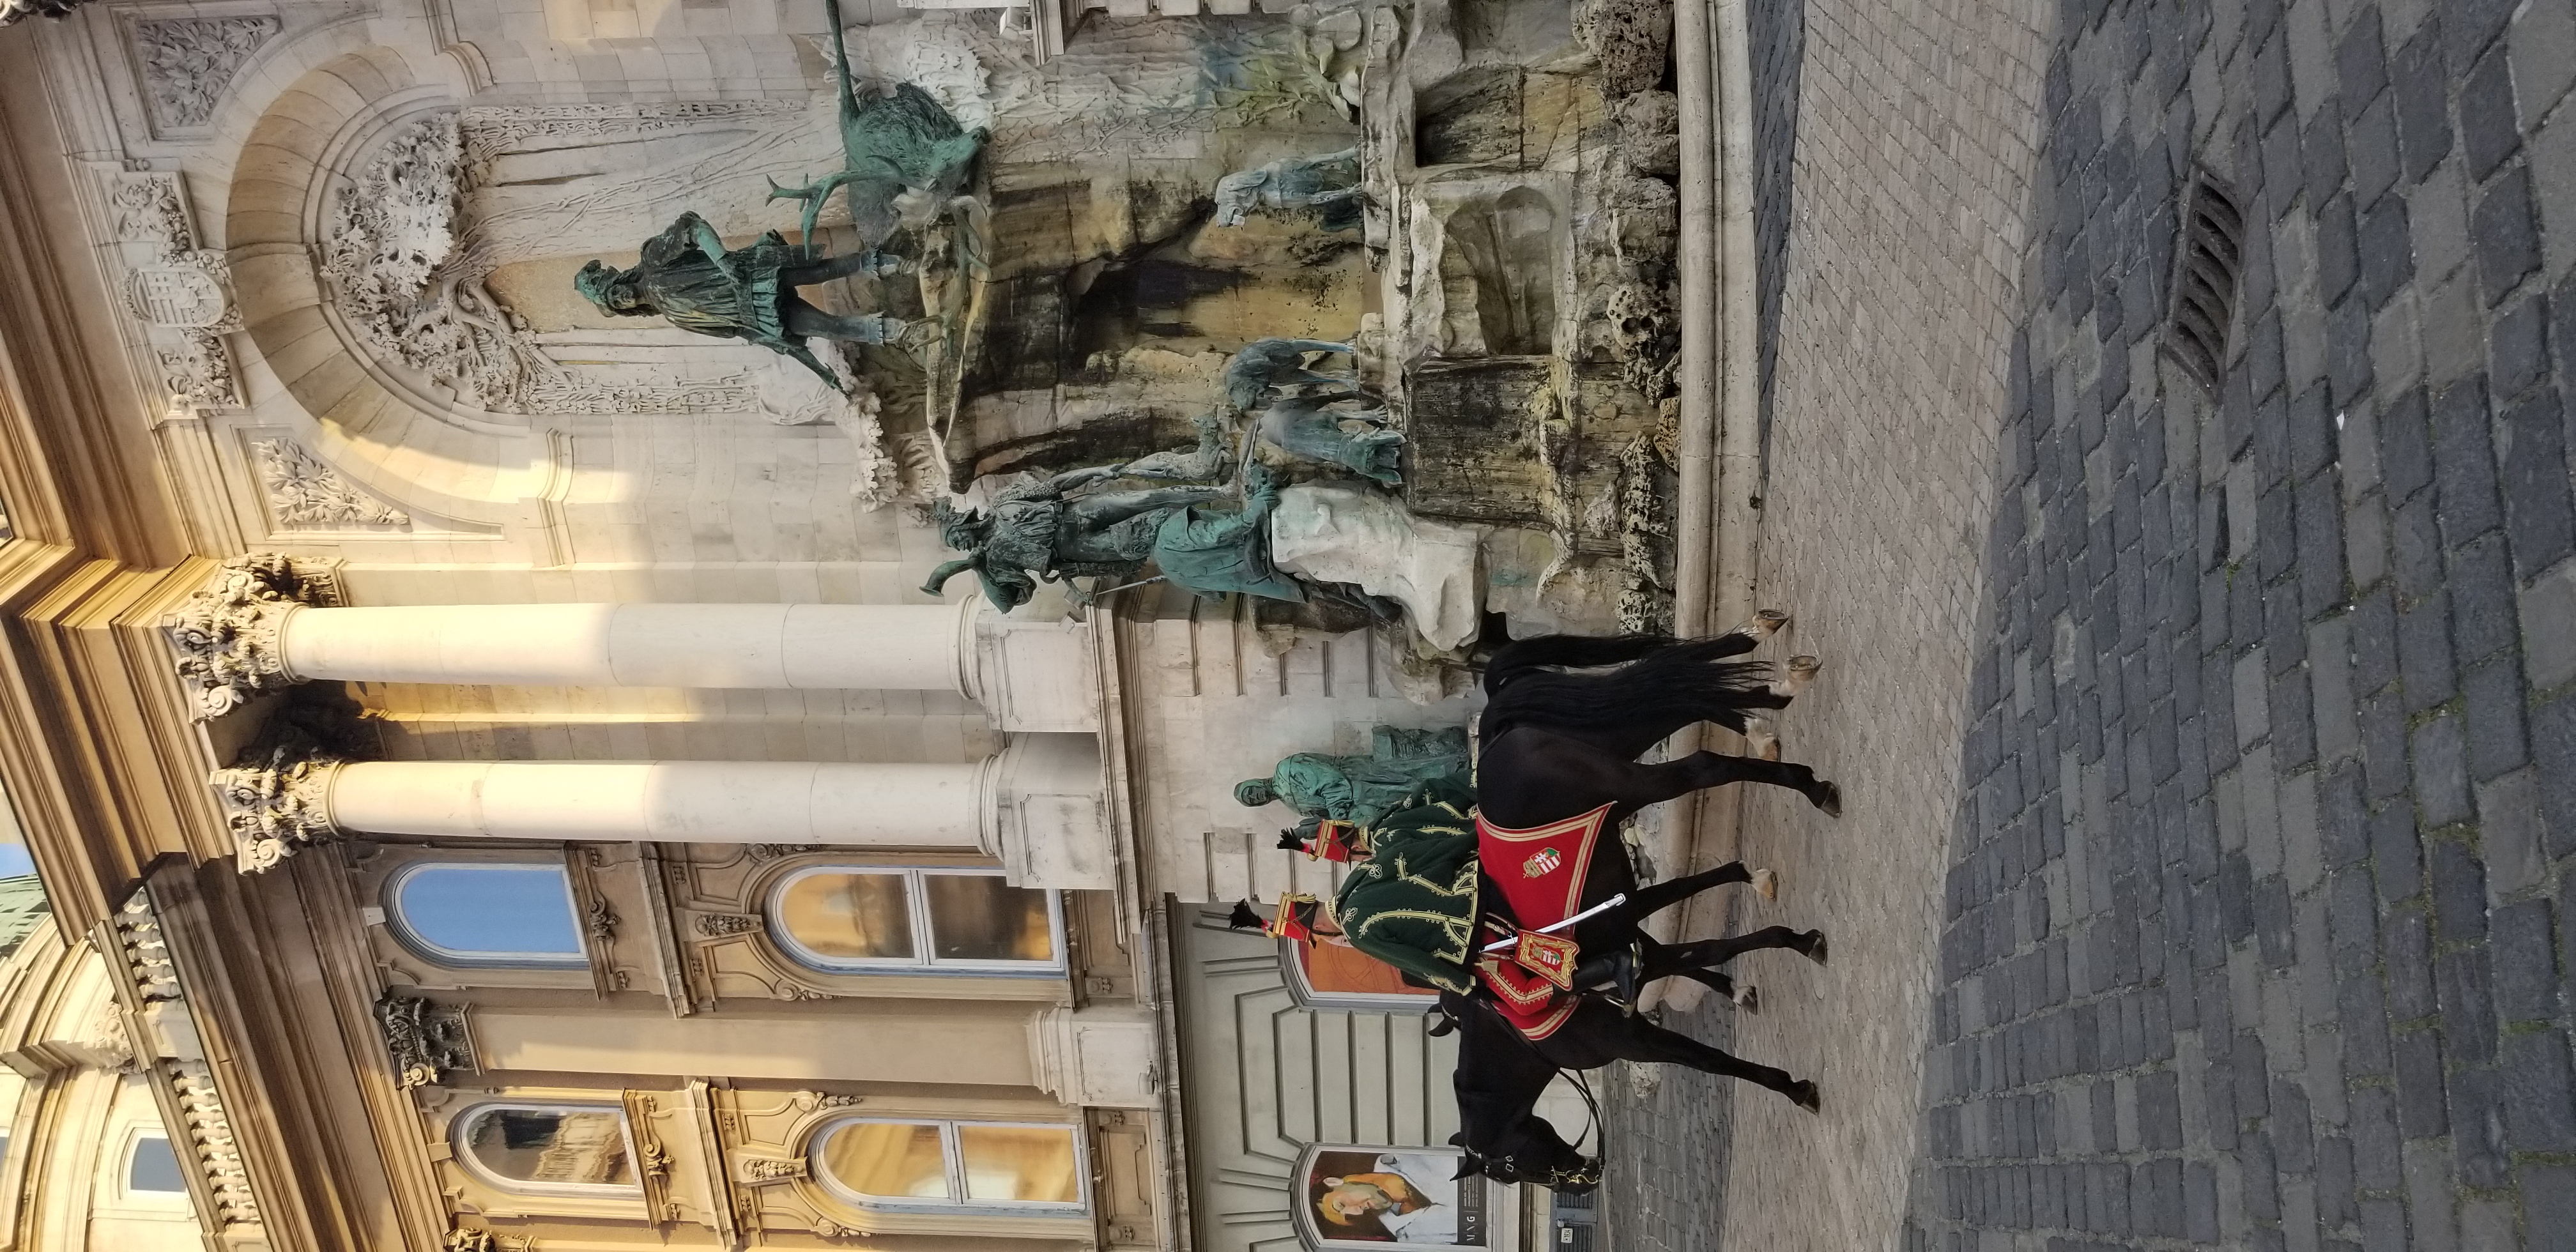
[766,0,988,268]
[574,211,910,392]
[1236,724,1472,831]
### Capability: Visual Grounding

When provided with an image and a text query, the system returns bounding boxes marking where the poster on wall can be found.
[1296,1145,1491,1248]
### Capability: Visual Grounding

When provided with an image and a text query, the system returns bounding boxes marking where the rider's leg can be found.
[782,296,905,344]
[1061,487,1229,530]
[781,250,903,284]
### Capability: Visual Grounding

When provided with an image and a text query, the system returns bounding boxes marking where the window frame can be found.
[809,1116,1089,1214]
[385,860,590,970]
[767,865,1066,977]
[116,1128,193,1210]
[448,1101,645,1198]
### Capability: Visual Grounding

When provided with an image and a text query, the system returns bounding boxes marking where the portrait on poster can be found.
[1295,1145,1491,1248]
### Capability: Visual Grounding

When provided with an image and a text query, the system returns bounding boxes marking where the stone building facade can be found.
[0,0,1680,1244]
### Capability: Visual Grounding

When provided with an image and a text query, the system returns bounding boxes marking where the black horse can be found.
[1435,857,1830,1189]
[1469,617,1840,1019]
[1446,620,1845,1187]
[1440,913,1830,1191]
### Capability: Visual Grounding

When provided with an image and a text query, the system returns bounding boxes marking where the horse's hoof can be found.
[1790,1080,1821,1113]
[1812,781,1844,817]
[1751,867,1779,900]
[1744,715,1782,761]
[1740,609,1788,639]
[1733,985,1761,1013]
[1803,931,1830,965]
[1771,656,1821,701]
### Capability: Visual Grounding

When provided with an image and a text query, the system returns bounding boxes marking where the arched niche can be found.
[222,49,862,533]
[224,50,535,527]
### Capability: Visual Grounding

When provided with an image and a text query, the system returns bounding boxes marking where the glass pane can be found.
[818,1122,951,1200]
[959,1125,1080,1205]
[394,866,583,963]
[128,1134,187,1193]
[923,874,1055,963]
[463,1107,635,1188]
[776,873,916,963]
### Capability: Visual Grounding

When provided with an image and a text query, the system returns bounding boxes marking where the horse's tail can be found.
[1481,634,1771,742]
[1480,632,1679,694]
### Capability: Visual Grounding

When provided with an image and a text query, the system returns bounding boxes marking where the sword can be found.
[1478,892,1627,953]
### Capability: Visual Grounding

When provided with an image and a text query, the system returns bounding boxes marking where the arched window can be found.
[125,1133,187,1196]
[811,1118,1084,1212]
[452,1104,638,1195]
[387,863,586,969]
[769,867,1061,975]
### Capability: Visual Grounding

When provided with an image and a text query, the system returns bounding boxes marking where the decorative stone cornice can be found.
[105,891,266,1228]
[208,745,344,873]
[375,993,476,1088]
[166,553,341,721]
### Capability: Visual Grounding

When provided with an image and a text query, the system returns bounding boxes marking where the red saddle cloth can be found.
[1471,803,1618,1040]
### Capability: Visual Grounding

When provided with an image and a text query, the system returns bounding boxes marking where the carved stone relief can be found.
[130,15,280,133]
[693,913,760,937]
[165,552,341,720]
[376,993,477,1088]
[737,1156,808,1184]
[318,107,807,417]
[250,438,411,530]
[105,171,242,414]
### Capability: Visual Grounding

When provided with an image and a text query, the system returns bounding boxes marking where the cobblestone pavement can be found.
[1901,0,2576,1245]
[1610,0,2576,1248]
[1600,0,2054,1248]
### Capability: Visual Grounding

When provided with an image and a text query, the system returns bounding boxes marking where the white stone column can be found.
[168,558,1100,728]
[211,735,1116,889]
[324,760,998,848]
[277,603,964,691]
[266,600,1098,732]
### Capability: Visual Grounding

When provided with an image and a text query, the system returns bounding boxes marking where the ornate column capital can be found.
[208,745,345,873]
[166,553,341,721]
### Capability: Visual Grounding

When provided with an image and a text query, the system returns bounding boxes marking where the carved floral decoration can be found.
[318,110,765,416]
[130,16,280,132]
[252,438,410,530]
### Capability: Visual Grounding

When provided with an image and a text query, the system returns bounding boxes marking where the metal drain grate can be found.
[2161,171,2246,393]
